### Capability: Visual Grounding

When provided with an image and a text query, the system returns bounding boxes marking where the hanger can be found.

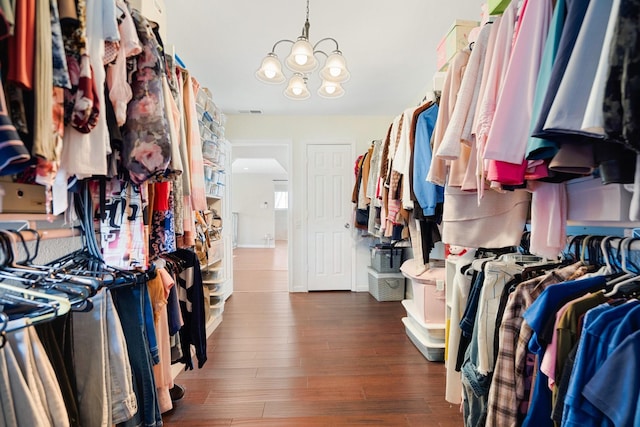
[605,237,640,297]
[599,235,618,275]
[0,282,71,332]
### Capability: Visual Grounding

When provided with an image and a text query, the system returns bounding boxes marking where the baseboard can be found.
[237,244,275,248]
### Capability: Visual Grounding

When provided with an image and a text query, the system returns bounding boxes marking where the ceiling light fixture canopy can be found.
[255,0,349,100]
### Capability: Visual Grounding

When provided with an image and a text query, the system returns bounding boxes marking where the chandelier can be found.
[255,0,350,100]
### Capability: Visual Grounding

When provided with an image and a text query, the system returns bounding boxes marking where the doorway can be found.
[230,141,292,292]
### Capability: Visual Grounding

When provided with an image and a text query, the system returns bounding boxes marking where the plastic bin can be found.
[370,246,403,273]
[368,267,405,301]
[402,317,445,362]
[401,260,446,324]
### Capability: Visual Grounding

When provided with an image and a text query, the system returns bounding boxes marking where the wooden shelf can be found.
[0,213,59,222]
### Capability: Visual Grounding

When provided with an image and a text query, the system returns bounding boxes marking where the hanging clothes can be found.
[170,248,208,370]
[428,48,471,187]
[486,262,588,427]
[484,0,554,186]
[121,9,172,184]
[580,0,622,135]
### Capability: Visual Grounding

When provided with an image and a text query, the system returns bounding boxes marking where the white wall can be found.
[231,173,278,248]
[226,115,393,292]
[273,181,288,241]
[274,210,288,241]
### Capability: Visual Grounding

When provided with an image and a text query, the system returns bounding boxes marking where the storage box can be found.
[436,19,479,71]
[401,300,446,343]
[370,246,403,273]
[368,267,405,301]
[402,317,445,362]
[0,182,47,213]
[489,0,511,15]
[400,260,447,324]
[566,176,632,222]
[411,276,446,324]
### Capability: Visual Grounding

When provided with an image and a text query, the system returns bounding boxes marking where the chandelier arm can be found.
[313,50,329,58]
[270,39,295,53]
[312,37,340,52]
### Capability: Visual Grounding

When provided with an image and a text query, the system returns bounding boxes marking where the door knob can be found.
[344,223,350,229]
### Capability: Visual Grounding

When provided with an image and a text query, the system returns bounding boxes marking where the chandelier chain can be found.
[306,0,310,22]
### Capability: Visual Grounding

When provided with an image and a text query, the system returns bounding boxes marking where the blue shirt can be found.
[412,104,443,216]
[582,329,640,427]
[563,301,640,426]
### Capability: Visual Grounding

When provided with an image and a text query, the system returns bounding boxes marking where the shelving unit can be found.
[195,86,233,328]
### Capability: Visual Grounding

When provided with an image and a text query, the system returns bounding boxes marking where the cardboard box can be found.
[436,19,479,71]
[0,182,47,213]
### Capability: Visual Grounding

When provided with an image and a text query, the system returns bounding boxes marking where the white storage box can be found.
[370,246,403,273]
[402,317,445,362]
[567,176,632,222]
[401,260,447,325]
[401,300,446,343]
[368,267,405,301]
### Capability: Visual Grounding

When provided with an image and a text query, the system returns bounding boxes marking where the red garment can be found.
[7,0,35,89]
[153,181,170,211]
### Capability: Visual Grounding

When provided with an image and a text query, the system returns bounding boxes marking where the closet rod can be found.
[16,228,81,241]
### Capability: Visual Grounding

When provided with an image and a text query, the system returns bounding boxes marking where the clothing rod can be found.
[18,228,82,241]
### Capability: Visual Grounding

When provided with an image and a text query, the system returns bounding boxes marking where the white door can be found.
[307,144,353,291]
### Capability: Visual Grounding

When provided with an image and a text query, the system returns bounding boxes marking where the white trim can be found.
[229,139,294,293]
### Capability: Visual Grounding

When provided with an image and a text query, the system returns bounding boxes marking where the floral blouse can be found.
[121,10,171,184]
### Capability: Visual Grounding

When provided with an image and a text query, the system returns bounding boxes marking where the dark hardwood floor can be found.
[162,243,462,426]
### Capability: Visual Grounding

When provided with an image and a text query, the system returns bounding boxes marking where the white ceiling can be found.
[164,0,482,116]
[232,158,288,175]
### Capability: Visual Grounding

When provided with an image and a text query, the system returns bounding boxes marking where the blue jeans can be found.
[112,282,162,427]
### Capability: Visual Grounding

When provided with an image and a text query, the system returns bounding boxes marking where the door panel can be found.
[307,144,353,291]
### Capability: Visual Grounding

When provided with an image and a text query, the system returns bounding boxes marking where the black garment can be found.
[551,343,578,423]
[413,203,443,265]
[35,314,81,427]
[593,142,636,185]
[604,0,640,152]
[171,248,208,370]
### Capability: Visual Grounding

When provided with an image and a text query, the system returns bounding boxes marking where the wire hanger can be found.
[0,282,71,332]
[605,237,640,297]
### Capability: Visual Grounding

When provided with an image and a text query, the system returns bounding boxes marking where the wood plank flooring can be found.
[162,242,462,426]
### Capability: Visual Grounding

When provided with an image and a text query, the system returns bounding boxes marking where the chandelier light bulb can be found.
[256,53,286,84]
[295,54,308,66]
[320,51,350,83]
[284,73,310,100]
[318,80,344,98]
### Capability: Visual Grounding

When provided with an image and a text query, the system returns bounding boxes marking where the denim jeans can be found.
[461,301,493,427]
[112,283,162,427]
